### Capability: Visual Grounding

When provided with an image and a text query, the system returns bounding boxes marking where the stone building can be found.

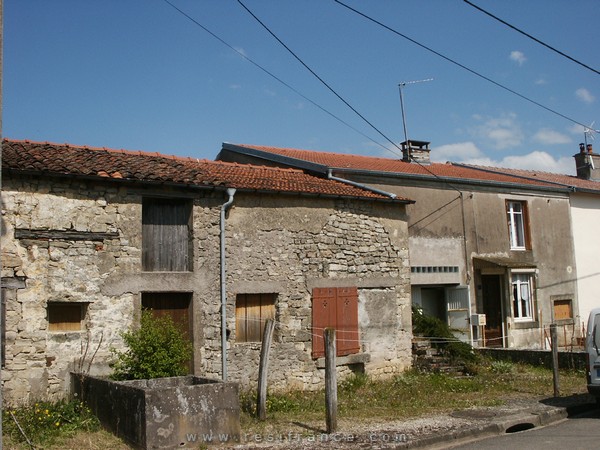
[1,139,413,404]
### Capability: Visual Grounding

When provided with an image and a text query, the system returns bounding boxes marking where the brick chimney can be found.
[573,142,600,181]
[401,140,431,165]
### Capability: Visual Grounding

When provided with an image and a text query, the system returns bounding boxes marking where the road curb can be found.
[394,402,592,449]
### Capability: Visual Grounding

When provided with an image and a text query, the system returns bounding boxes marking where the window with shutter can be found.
[312,287,360,358]
[235,293,276,342]
[142,198,192,272]
[47,302,88,332]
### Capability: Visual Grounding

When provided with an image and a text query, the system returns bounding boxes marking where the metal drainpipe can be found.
[220,187,236,381]
[326,169,397,199]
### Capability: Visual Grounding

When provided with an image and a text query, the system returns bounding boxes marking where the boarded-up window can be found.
[235,294,276,343]
[312,287,360,358]
[48,302,87,332]
[142,198,192,272]
[553,299,573,321]
[142,292,193,372]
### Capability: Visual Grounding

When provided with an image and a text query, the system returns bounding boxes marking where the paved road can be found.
[445,407,600,450]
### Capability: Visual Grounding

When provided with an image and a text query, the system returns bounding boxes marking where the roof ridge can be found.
[2,138,209,164]
[456,161,573,177]
[237,143,453,166]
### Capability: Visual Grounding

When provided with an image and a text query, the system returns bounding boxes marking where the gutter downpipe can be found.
[220,187,236,381]
[326,169,398,199]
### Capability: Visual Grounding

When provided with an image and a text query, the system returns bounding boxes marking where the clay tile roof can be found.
[455,164,600,193]
[1,139,411,202]
[231,144,571,190]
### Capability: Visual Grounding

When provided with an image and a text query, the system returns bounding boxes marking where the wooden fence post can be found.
[324,327,337,433]
[550,323,560,397]
[256,319,275,420]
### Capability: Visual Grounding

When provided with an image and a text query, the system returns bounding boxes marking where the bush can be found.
[412,307,479,365]
[2,399,100,447]
[110,311,193,380]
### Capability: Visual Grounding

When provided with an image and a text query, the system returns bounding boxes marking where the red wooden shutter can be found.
[312,288,336,358]
[336,287,360,356]
[312,287,359,358]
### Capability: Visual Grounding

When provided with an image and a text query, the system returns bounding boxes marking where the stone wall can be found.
[1,174,412,404]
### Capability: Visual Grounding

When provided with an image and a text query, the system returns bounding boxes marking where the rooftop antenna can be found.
[583,121,597,148]
[398,78,433,160]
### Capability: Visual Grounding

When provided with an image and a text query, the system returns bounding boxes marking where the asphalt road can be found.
[445,407,600,450]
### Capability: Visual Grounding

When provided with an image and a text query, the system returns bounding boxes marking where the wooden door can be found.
[481,275,504,347]
[141,292,193,372]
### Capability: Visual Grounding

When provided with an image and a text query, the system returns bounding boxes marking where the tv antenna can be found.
[583,121,597,147]
[398,78,433,151]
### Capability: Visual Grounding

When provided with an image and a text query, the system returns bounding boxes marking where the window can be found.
[506,201,530,250]
[235,294,276,343]
[553,298,573,321]
[48,302,87,331]
[511,273,534,321]
[312,287,360,358]
[142,198,192,271]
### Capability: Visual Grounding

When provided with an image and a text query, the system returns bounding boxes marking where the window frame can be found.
[235,293,276,343]
[511,272,534,322]
[506,200,531,251]
[47,302,88,332]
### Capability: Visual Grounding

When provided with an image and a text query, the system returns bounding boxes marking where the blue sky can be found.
[4,0,599,175]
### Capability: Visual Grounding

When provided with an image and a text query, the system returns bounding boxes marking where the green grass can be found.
[242,361,588,433]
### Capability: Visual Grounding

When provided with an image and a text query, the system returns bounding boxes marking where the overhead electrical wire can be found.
[160,0,392,155]
[463,0,600,76]
[235,0,473,193]
[236,0,405,155]
[333,0,596,132]
[158,0,395,157]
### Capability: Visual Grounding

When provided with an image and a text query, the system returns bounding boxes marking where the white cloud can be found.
[510,50,526,66]
[534,78,547,85]
[229,84,242,90]
[431,142,483,162]
[532,128,571,145]
[575,88,595,104]
[457,151,574,175]
[470,113,524,150]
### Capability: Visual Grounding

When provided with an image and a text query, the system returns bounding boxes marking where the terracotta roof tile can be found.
[456,163,600,193]
[2,139,409,202]
[233,144,568,190]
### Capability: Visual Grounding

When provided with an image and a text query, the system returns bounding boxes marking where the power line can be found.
[158,0,398,157]
[463,0,600,76]
[236,0,404,156]
[333,0,593,131]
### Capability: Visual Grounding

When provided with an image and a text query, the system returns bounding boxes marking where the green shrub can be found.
[110,310,193,380]
[2,399,100,447]
[412,307,479,365]
[489,360,515,374]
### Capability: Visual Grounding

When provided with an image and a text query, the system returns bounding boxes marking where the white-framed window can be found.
[506,201,529,250]
[512,273,534,321]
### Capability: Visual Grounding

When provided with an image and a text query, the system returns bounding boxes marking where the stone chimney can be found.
[401,140,431,164]
[573,142,600,181]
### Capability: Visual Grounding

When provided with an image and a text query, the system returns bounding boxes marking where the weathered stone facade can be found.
[1,173,411,404]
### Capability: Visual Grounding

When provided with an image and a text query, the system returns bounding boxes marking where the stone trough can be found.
[71,374,240,449]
